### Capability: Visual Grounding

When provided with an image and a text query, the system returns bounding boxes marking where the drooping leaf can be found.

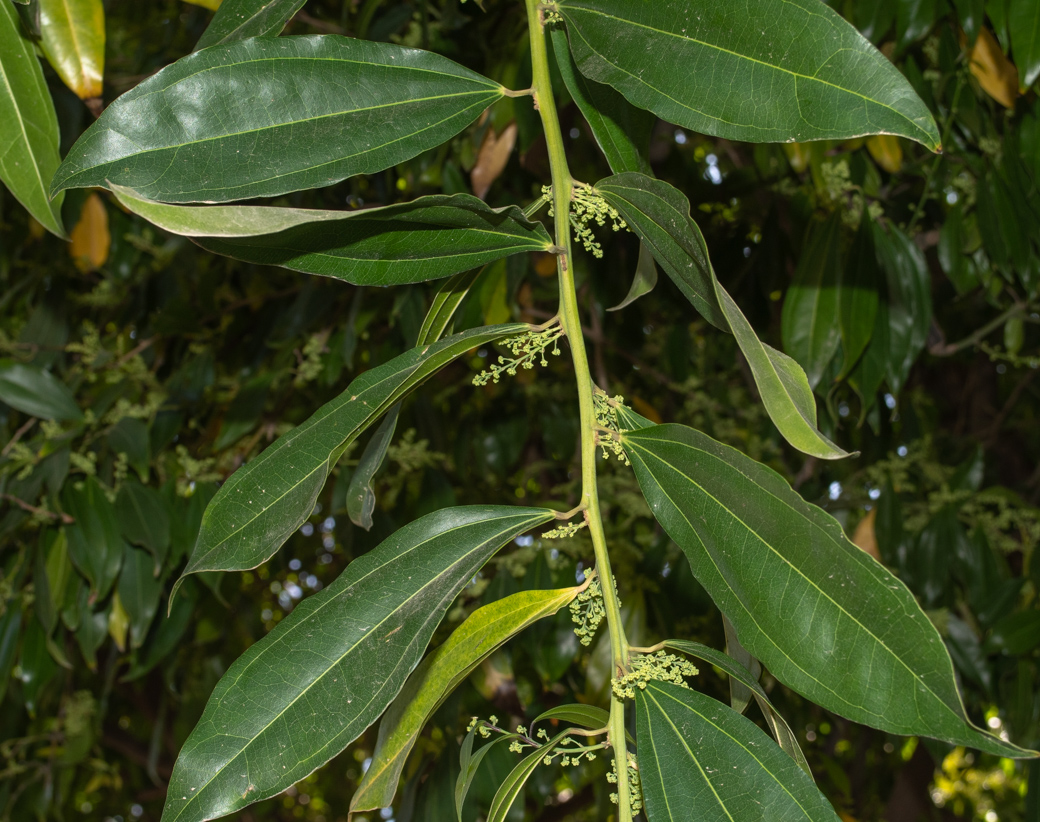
[0,0,65,237]
[557,0,941,148]
[636,681,840,822]
[1010,0,1040,89]
[486,730,570,822]
[722,613,761,716]
[52,36,505,202]
[663,639,810,776]
[781,214,843,390]
[115,478,171,568]
[195,0,305,51]
[176,323,526,596]
[38,0,104,99]
[608,241,658,311]
[549,26,653,175]
[20,619,58,716]
[0,604,22,706]
[351,585,580,813]
[533,703,611,732]
[0,361,82,421]
[455,730,510,822]
[838,215,880,378]
[623,423,1034,757]
[873,221,930,395]
[595,173,726,329]
[123,581,198,682]
[62,477,124,599]
[109,185,552,286]
[161,505,553,822]
[593,173,847,459]
[969,27,1019,107]
[894,0,940,54]
[68,192,110,272]
[346,404,400,531]
[416,267,484,344]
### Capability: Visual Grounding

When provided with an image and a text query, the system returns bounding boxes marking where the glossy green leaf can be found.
[38,0,104,99]
[0,361,82,421]
[487,729,570,822]
[161,505,553,822]
[594,173,847,459]
[352,585,579,813]
[115,479,171,568]
[124,582,198,682]
[873,221,930,395]
[0,0,65,237]
[781,214,843,389]
[1011,1,1040,89]
[21,619,58,716]
[35,529,73,637]
[663,639,810,776]
[117,543,163,649]
[63,477,124,599]
[73,594,108,670]
[0,604,22,706]
[595,173,726,329]
[636,681,839,822]
[549,26,653,175]
[195,0,305,51]
[895,0,939,54]
[985,611,1040,656]
[109,185,552,286]
[107,417,151,481]
[608,241,658,311]
[52,36,505,202]
[952,0,985,45]
[558,0,941,148]
[533,703,611,732]
[346,404,399,531]
[847,288,889,416]
[176,323,525,597]
[417,267,484,345]
[623,423,1034,757]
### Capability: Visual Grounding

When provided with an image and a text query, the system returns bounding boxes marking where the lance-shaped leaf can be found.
[595,174,726,329]
[558,0,940,148]
[38,0,104,100]
[52,36,505,202]
[609,241,658,311]
[636,681,841,822]
[623,423,1034,757]
[781,214,843,390]
[837,215,879,378]
[195,0,305,51]
[0,361,82,421]
[109,185,552,286]
[176,323,526,597]
[663,639,810,776]
[351,584,581,813]
[595,173,847,459]
[161,505,553,822]
[62,477,124,600]
[549,26,653,175]
[0,0,65,237]
[487,729,571,822]
[417,267,484,344]
[1010,0,1040,89]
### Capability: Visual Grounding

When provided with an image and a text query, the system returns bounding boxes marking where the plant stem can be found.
[523,3,632,819]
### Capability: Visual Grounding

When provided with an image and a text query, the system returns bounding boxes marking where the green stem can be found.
[523,3,632,819]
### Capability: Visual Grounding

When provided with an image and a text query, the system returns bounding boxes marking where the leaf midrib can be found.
[0,32,51,213]
[626,434,958,727]
[562,4,927,139]
[174,512,544,821]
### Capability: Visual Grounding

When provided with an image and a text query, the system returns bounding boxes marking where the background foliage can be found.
[1,0,1040,819]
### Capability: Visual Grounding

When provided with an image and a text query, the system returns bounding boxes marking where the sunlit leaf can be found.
[558,0,940,148]
[623,422,1034,757]
[52,36,505,202]
[161,506,553,822]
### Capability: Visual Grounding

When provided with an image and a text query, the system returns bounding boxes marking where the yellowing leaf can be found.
[39,0,105,100]
[471,121,517,200]
[867,134,903,173]
[69,193,110,272]
[852,508,881,561]
[182,0,222,9]
[970,28,1019,108]
[108,591,129,652]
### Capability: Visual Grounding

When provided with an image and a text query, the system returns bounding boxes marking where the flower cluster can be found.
[541,519,587,539]
[473,326,564,386]
[569,573,609,646]
[542,185,627,258]
[593,392,630,463]
[607,753,644,815]
[611,652,699,700]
